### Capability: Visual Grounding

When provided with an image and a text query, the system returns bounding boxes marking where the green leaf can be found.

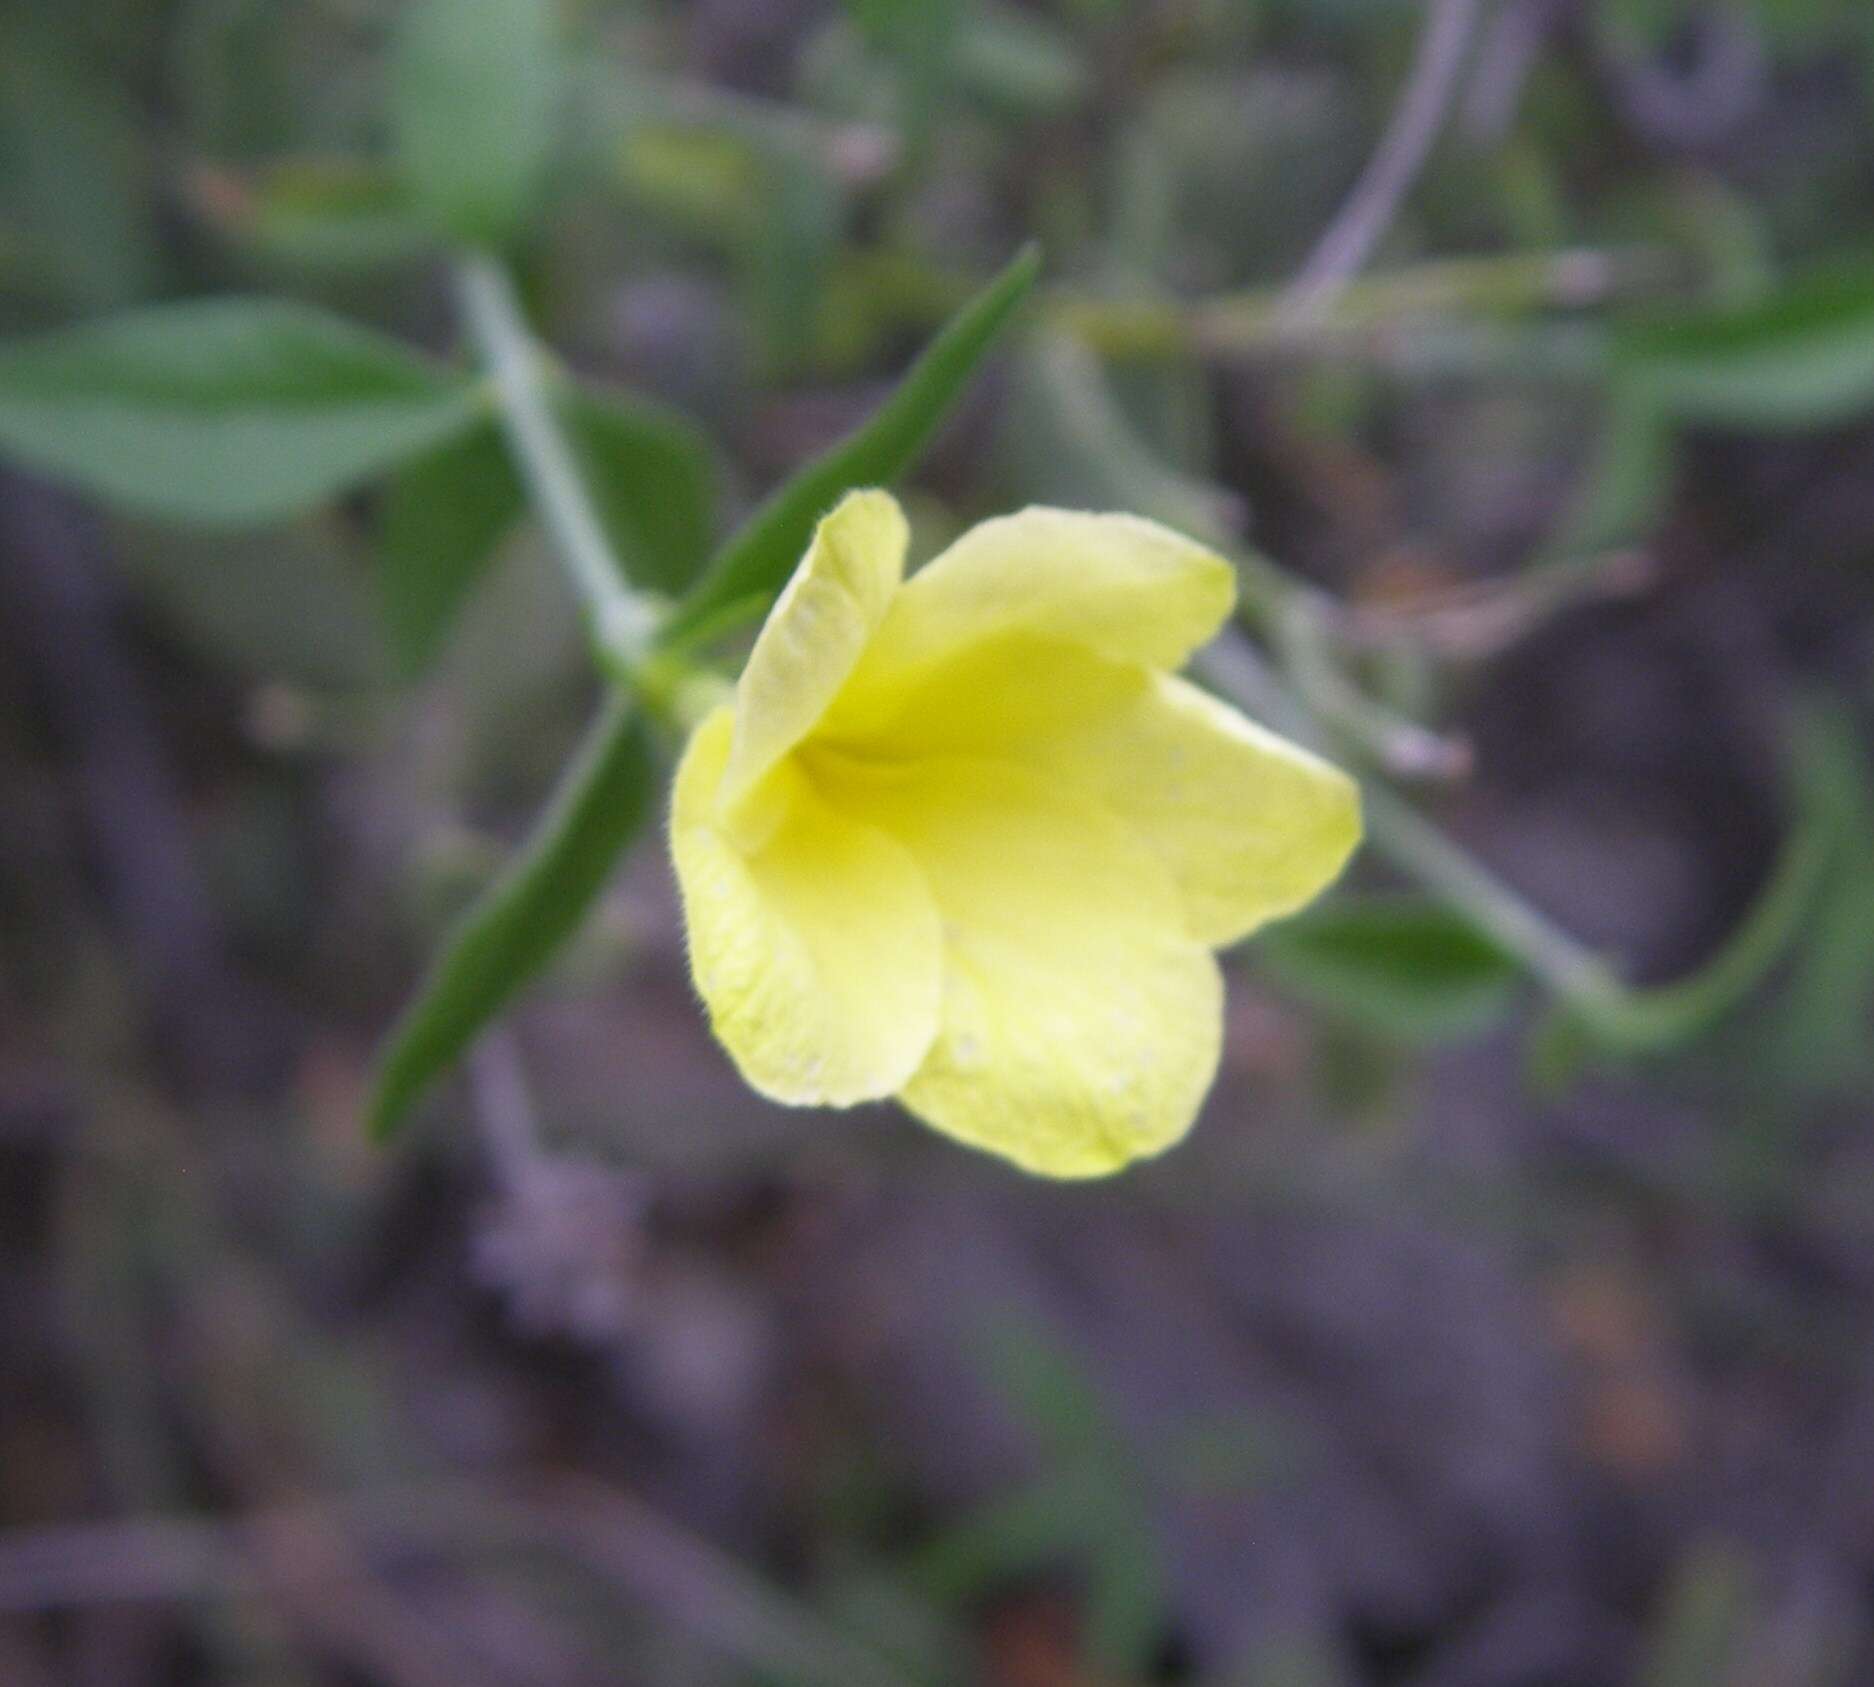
[1258,895,1523,1044]
[1616,260,1874,431]
[1524,1004,1594,1101]
[378,421,524,676]
[368,695,657,1142]
[561,385,717,595]
[0,299,484,522]
[393,0,560,248]
[664,242,1041,643]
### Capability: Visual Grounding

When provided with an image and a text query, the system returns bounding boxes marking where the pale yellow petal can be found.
[821,636,1361,946]
[1050,671,1363,945]
[806,750,1222,1177]
[672,707,942,1107]
[718,488,907,816]
[832,507,1233,732]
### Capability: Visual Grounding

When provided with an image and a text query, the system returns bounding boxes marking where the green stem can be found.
[454,254,659,678]
[1357,780,1619,1005]
[1048,246,1675,363]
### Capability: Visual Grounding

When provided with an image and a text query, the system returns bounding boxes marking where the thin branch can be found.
[1280,0,1485,323]
[1273,596,1475,783]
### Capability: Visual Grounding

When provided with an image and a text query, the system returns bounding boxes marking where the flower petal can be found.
[718,487,906,817]
[835,507,1233,729]
[823,636,1362,946]
[672,706,943,1107]
[1048,671,1363,945]
[807,750,1222,1177]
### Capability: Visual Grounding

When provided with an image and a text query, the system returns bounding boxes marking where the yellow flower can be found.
[669,489,1361,1177]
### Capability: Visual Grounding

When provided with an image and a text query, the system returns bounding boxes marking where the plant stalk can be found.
[1048,246,1672,363]
[454,254,659,679]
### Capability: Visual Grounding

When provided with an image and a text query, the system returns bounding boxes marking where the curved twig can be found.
[1279,0,1485,324]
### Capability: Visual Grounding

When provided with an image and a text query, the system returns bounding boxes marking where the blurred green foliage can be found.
[393,0,561,249]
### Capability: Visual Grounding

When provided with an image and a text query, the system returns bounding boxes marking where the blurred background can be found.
[4,0,1874,1682]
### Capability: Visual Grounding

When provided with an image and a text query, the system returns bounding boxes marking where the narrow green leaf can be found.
[0,299,484,522]
[663,243,1042,643]
[975,1315,1114,1456]
[1257,895,1523,1044]
[561,384,717,595]
[1617,260,1874,431]
[369,695,656,1141]
[378,421,525,676]
[393,0,560,248]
